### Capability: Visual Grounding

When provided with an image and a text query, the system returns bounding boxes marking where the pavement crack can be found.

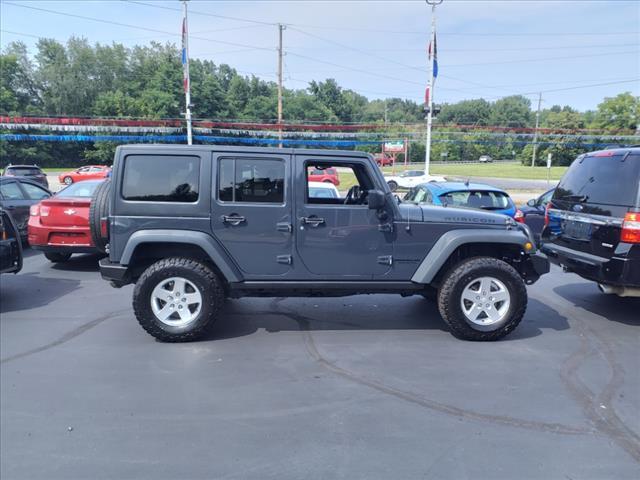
[257,302,594,437]
[0,308,130,365]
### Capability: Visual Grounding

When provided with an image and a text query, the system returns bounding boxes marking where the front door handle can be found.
[222,214,246,226]
[301,216,325,227]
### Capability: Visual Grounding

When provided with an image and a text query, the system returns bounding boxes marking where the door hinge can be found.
[277,255,293,265]
[377,255,393,266]
[378,223,393,233]
[276,222,292,233]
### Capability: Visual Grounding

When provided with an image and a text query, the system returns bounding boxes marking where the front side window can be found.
[122,155,200,202]
[306,161,373,205]
[21,182,50,200]
[218,158,284,204]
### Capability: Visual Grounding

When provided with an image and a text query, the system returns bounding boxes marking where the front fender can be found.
[411,228,533,284]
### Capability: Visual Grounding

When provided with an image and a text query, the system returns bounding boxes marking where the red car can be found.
[374,154,394,167]
[58,165,111,186]
[307,166,340,186]
[28,180,103,262]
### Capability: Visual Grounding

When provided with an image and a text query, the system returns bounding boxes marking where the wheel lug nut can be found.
[182,298,186,302]
[178,305,183,309]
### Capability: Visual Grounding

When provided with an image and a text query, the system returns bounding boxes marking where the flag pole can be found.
[425,0,441,175]
[182,0,193,145]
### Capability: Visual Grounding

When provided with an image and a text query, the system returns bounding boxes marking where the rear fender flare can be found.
[120,229,242,283]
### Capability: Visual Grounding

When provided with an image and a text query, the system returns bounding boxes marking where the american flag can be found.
[182,17,189,93]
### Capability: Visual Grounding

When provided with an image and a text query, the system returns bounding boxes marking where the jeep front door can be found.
[294,158,392,279]
[212,154,293,277]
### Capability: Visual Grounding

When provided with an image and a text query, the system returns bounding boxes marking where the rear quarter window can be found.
[122,155,200,202]
[555,153,640,207]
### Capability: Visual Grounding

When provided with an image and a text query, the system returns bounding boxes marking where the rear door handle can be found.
[301,216,325,227]
[222,214,246,226]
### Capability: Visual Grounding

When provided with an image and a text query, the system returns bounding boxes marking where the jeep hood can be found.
[398,203,512,228]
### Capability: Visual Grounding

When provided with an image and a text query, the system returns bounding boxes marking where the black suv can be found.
[541,147,640,296]
[2,164,49,189]
[94,145,549,342]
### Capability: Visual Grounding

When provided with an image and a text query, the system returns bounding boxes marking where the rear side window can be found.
[555,154,640,207]
[122,155,200,202]
[21,182,50,200]
[218,158,284,203]
[0,182,25,200]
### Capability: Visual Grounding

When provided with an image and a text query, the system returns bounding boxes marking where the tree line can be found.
[1,37,638,167]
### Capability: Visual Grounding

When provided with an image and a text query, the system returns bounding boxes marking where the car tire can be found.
[44,252,72,263]
[437,257,527,341]
[387,180,398,192]
[133,257,225,342]
[63,176,73,185]
[89,180,111,254]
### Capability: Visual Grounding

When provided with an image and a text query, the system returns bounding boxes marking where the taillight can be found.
[621,212,640,243]
[40,205,51,217]
[100,218,108,237]
[514,209,525,223]
[30,204,40,216]
[544,203,552,226]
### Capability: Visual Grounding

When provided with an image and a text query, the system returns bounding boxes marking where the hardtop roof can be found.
[116,144,372,158]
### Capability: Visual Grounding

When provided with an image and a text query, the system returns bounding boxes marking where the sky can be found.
[1,0,639,112]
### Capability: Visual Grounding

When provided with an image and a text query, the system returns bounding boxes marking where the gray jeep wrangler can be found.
[93,145,549,342]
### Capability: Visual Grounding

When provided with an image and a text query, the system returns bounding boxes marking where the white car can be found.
[384,170,446,191]
[308,181,340,199]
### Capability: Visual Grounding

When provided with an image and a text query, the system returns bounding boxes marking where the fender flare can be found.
[411,228,530,284]
[120,229,242,283]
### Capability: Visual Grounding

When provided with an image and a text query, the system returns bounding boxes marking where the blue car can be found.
[403,182,522,220]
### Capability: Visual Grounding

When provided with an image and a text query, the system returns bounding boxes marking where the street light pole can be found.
[182,0,192,145]
[424,0,442,175]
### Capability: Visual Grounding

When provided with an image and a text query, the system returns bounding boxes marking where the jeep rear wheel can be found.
[437,257,527,341]
[133,257,225,342]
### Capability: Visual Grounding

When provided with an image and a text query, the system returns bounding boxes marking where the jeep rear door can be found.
[293,156,392,279]
[211,153,293,277]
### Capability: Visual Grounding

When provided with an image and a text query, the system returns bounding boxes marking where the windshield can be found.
[439,190,511,210]
[555,153,640,207]
[57,180,102,198]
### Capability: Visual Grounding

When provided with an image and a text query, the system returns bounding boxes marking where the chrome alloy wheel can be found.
[150,277,202,327]
[460,276,511,326]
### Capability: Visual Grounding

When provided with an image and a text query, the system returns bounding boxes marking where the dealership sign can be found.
[383,141,404,152]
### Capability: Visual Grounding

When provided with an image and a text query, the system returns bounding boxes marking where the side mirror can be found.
[368,189,386,210]
[526,199,536,207]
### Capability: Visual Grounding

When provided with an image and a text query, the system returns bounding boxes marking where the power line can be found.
[3,2,274,52]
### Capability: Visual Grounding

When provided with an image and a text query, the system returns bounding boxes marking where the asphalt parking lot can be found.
[1,250,639,479]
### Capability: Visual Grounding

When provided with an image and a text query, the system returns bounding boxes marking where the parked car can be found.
[0,207,23,274]
[2,164,49,188]
[478,155,493,163]
[307,166,340,186]
[0,176,52,239]
[385,170,446,191]
[403,182,523,221]
[374,154,394,167]
[95,145,548,342]
[541,147,640,297]
[520,188,555,242]
[308,181,340,199]
[28,179,104,262]
[58,165,111,185]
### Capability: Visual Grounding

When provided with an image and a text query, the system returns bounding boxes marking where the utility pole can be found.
[182,0,192,145]
[277,23,285,147]
[531,92,542,167]
[424,0,442,175]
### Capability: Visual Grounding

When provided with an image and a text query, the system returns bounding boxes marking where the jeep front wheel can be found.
[133,257,225,342]
[437,257,527,341]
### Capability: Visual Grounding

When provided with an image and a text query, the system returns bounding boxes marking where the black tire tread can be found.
[437,256,527,341]
[133,257,224,342]
[89,180,111,253]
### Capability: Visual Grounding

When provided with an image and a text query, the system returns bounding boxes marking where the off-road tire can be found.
[437,257,527,341]
[89,180,111,253]
[387,180,398,192]
[44,252,72,263]
[133,257,225,342]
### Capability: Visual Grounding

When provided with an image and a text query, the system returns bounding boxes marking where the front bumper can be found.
[541,243,640,287]
[521,251,550,284]
[99,258,130,287]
